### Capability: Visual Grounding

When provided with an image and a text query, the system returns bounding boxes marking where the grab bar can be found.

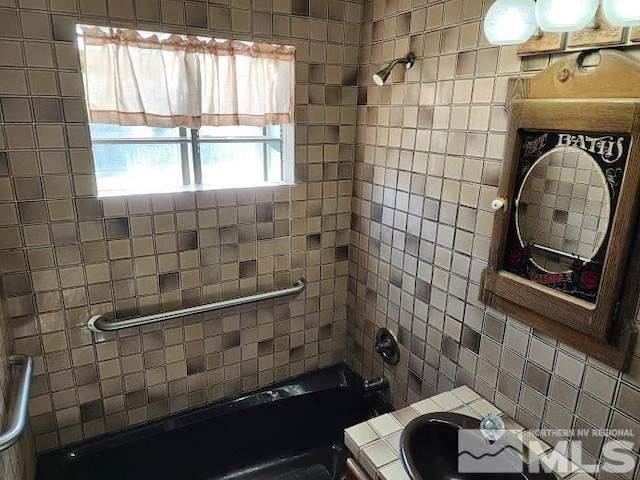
[88,278,307,333]
[0,355,33,452]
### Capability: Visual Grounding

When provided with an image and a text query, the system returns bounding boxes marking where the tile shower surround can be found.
[346,1,640,479]
[0,289,35,480]
[0,0,638,478]
[0,0,362,455]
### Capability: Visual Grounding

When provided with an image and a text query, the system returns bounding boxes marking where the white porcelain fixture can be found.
[484,0,537,45]
[602,0,640,26]
[535,0,599,32]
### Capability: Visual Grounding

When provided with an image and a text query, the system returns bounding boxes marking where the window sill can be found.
[96,180,294,198]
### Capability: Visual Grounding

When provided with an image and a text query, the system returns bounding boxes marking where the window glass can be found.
[265,143,282,183]
[87,123,291,196]
[89,124,182,139]
[198,126,265,138]
[92,143,185,195]
[199,142,265,187]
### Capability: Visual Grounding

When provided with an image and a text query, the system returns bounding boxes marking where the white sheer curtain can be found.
[77,25,295,128]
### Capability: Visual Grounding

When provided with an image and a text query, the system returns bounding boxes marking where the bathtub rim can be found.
[37,362,391,465]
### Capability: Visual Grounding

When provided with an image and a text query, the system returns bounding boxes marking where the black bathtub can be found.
[36,363,391,480]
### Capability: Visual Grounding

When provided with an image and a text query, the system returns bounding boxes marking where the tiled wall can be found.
[0,282,36,480]
[0,0,362,452]
[2,0,640,475]
[347,0,640,478]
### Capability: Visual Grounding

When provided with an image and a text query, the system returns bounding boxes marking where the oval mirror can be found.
[516,146,611,273]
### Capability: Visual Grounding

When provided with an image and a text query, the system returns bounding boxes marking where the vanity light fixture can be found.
[484,0,640,46]
[372,53,415,86]
[602,0,640,26]
[535,0,600,32]
[483,0,538,45]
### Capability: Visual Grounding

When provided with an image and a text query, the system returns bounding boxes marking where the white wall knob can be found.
[491,198,507,211]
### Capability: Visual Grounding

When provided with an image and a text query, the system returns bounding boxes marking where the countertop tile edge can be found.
[344,386,597,480]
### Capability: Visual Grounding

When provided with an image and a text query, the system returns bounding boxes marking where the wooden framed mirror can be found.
[480,50,640,370]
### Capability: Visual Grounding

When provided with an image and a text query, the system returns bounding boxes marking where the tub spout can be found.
[364,376,389,392]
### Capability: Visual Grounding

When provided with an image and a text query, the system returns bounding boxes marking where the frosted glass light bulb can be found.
[535,0,599,32]
[603,0,640,27]
[484,0,537,46]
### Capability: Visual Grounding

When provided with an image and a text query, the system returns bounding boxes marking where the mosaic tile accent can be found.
[1,1,640,478]
[0,0,362,452]
[347,2,640,480]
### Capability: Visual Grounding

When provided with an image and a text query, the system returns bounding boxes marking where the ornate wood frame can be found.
[480,50,640,370]
[518,7,638,56]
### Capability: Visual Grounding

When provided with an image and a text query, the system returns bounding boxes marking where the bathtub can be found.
[36,363,391,480]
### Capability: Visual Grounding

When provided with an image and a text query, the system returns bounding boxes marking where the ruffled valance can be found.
[77,25,295,129]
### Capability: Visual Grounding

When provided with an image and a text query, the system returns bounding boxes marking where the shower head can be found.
[372,53,416,86]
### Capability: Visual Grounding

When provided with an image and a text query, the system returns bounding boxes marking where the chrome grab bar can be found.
[88,278,307,333]
[0,355,33,452]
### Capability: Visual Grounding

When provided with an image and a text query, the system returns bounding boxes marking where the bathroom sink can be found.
[400,412,557,480]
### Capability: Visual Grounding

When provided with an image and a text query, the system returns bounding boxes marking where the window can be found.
[89,124,292,196]
[76,25,295,197]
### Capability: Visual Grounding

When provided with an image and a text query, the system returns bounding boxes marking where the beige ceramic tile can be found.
[379,460,411,480]
[368,413,403,437]
[361,440,397,469]
[345,422,380,448]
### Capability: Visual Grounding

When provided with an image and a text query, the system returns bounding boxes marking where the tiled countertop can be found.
[344,386,596,480]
